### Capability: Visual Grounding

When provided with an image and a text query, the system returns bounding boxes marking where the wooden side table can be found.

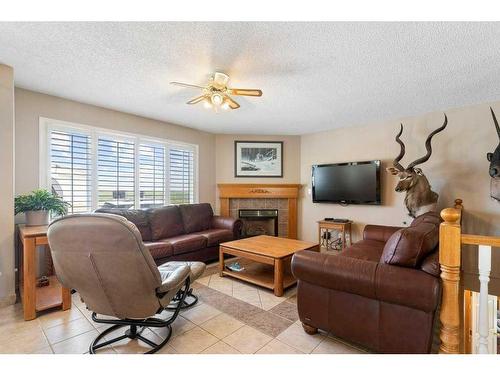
[317,220,352,251]
[18,224,71,320]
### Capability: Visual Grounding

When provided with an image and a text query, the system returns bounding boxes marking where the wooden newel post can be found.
[438,198,463,354]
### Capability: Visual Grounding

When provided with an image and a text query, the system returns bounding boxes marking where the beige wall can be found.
[299,102,500,243]
[214,134,301,212]
[14,89,217,207]
[0,65,15,306]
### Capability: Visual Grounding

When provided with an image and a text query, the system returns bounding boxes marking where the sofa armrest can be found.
[376,263,441,313]
[291,250,378,300]
[292,250,441,313]
[363,225,401,242]
[211,215,243,239]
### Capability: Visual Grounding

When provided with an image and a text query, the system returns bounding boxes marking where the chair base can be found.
[90,322,172,354]
[166,287,198,310]
[89,278,190,354]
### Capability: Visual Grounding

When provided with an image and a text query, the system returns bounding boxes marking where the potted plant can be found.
[15,189,70,226]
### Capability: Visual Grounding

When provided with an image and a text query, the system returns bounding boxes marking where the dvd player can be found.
[324,218,350,223]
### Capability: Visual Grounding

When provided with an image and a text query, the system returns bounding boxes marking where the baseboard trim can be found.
[0,293,17,308]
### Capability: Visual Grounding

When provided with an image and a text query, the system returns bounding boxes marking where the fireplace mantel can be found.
[217,184,302,239]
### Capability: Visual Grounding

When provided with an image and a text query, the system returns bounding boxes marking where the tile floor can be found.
[0,265,367,354]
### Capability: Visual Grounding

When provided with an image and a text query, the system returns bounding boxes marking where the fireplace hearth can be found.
[239,209,278,237]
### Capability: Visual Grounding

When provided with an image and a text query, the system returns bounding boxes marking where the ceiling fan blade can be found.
[170,81,206,90]
[223,94,240,109]
[228,88,263,97]
[186,95,208,105]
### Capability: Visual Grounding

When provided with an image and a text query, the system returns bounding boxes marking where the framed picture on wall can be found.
[234,141,283,177]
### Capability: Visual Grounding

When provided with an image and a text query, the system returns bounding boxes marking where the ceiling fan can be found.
[170,72,262,111]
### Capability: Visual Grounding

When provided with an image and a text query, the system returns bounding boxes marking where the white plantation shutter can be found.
[43,119,198,212]
[49,130,92,213]
[139,143,166,209]
[169,147,194,204]
[97,137,135,208]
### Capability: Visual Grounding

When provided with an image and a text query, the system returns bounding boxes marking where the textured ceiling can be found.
[0,22,500,135]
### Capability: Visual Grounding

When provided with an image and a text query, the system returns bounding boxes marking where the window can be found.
[139,143,165,209]
[169,148,194,204]
[97,137,135,209]
[49,130,92,214]
[40,118,198,212]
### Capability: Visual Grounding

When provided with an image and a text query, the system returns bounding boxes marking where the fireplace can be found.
[218,184,301,239]
[239,209,278,237]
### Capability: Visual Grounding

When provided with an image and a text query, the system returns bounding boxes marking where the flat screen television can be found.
[312,160,381,204]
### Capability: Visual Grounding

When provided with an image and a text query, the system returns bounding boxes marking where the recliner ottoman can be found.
[158,261,206,309]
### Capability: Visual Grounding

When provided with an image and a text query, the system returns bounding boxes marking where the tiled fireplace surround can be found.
[217,184,301,239]
[229,198,289,238]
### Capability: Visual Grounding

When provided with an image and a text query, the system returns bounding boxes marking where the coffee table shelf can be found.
[219,235,318,296]
[221,261,296,290]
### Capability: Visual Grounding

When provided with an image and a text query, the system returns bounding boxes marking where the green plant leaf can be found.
[14,189,71,216]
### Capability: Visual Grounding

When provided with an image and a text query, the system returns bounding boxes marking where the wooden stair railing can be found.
[439,198,500,354]
[438,199,464,354]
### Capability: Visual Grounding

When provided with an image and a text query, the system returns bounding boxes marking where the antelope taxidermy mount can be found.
[488,107,500,201]
[387,115,448,218]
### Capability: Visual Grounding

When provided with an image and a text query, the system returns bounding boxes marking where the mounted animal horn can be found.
[407,114,448,170]
[488,107,500,201]
[390,124,406,173]
[491,107,500,139]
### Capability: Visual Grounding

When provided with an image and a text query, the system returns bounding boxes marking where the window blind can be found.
[50,130,92,213]
[97,137,135,209]
[139,143,165,209]
[44,120,197,212]
[169,148,194,204]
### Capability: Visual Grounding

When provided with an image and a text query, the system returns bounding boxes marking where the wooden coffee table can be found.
[219,235,319,296]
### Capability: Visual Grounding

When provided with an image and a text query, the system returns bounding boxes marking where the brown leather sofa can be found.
[96,203,242,265]
[291,211,442,353]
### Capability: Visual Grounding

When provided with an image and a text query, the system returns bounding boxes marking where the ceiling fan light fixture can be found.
[171,72,261,111]
[211,93,223,106]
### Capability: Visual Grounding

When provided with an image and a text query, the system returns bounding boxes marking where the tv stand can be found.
[317,220,352,251]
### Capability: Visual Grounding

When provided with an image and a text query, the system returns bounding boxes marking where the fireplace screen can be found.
[238,209,278,237]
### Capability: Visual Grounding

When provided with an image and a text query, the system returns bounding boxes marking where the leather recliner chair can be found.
[47,213,192,354]
[291,211,442,354]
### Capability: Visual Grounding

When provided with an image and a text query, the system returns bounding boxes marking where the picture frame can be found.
[234,141,283,177]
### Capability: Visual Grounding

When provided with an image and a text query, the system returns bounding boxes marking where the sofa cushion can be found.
[94,208,152,241]
[179,203,213,233]
[196,229,234,246]
[143,241,174,260]
[148,206,185,240]
[341,240,385,262]
[381,222,439,268]
[164,234,207,256]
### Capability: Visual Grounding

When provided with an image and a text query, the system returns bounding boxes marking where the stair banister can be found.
[439,199,500,354]
[438,199,464,354]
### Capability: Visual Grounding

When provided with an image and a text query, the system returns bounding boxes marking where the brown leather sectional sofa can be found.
[291,211,442,353]
[96,203,242,265]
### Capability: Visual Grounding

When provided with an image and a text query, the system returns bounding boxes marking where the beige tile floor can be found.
[0,277,366,354]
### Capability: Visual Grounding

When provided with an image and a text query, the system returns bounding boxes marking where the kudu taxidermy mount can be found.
[488,107,500,201]
[387,114,447,218]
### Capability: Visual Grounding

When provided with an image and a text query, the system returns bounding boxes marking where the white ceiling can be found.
[0,22,500,135]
